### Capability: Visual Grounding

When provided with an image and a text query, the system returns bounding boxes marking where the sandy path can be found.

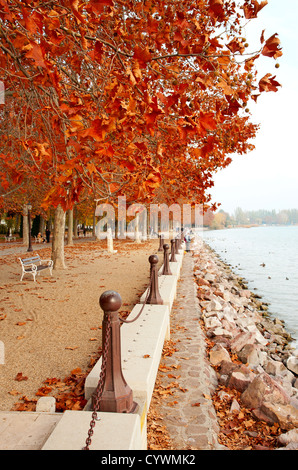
[0,238,162,411]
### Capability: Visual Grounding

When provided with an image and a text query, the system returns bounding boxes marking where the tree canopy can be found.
[0,0,282,215]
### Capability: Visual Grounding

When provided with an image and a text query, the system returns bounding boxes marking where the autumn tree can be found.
[0,0,282,267]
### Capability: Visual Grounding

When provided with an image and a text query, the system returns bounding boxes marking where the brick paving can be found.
[154,252,224,450]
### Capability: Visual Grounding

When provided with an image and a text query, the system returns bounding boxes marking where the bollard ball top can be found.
[149,254,159,264]
[99,290,122,312]
[163,244,169,250]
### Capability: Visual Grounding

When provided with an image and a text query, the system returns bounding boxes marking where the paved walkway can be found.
[154,252,223,450]
[0,412,62,450]
[0,250,223,450]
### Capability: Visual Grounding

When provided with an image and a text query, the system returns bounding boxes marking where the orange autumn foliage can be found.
[0,0,282,213]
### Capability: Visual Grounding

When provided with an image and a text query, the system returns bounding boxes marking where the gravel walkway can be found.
[0,243,224,450]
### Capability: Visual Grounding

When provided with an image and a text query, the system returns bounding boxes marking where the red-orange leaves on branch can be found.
[82,118,104,142]
[144,171,162,190]
[70,0,86,24]
[89,41,104,63]
[227,39,245,55]
[89,0,114,14]
[0,0,283,213]
[24,42,47,68]
[199,112,217,133]
[243,0,268,19]
[244,53,260,72]
[261,34,283,59]
[21,7,43,35]
[208,0,225,22]
[259,74,281,93]
[134,46,152,68]
[144,96,164,133]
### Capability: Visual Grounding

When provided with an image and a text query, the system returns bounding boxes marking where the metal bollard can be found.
[92,290,138,413]
[170,238,177,262]
[161,243,172,275]
[158,234,164,251]
[146,254,163,304]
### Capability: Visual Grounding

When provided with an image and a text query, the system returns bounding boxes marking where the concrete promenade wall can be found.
[42,247,184,450]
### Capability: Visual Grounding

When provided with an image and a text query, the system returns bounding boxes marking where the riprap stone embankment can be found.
[193,238,298,450]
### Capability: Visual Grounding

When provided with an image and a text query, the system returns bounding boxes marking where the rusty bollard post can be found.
[146,254,163,304]
[158,234,164,251]
[170,238,177,262]
[161,243,172,275]
[92,290,138,413]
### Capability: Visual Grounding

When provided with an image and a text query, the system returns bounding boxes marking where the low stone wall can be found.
[41,247,185,450]
[194,239,298,449]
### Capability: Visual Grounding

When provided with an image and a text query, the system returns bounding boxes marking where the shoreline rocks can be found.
[193,239,298,450]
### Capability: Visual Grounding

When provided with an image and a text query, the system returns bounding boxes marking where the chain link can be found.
[82,247,165,449]
[83,314,111,450]
[119,268,154,324]
[83,268,154,449]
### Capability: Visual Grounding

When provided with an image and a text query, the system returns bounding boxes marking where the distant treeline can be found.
[204,208,298,230]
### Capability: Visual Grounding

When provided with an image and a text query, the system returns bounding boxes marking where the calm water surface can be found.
[201,226,298,348]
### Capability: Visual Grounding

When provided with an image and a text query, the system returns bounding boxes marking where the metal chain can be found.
[82,244,170,448]
[119,268,154,324]
[83,315,111,450]
[83,264,154,449]
[119,244,171,324]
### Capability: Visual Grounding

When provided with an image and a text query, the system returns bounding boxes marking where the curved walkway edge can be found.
[153,252,224,450]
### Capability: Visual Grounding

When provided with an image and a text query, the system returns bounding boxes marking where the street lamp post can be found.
[27,204,33,252]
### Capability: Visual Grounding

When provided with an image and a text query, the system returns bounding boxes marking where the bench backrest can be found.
[20,256,41,265]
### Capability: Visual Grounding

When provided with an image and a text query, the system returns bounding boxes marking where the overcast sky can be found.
[209,0,298,215]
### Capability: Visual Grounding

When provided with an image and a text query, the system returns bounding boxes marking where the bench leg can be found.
[20,271,36,282]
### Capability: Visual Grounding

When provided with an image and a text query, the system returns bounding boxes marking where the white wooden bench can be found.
[19,255,53,282]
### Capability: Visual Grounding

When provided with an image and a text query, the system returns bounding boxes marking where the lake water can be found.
[201,225,298,348]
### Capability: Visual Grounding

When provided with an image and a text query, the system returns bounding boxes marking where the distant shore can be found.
[204,223,298,231]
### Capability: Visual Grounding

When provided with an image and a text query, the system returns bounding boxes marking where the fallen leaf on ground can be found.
[8,390,20,396]
[15,372,28,381]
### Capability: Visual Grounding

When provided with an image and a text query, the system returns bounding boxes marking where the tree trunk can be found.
[15,213,21,234]
[67,208,73,246]
[72,204,78,238]
[22,205,29,246]
[52,204,66,270]
[93,204,96,237]
[39,216,45,236]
